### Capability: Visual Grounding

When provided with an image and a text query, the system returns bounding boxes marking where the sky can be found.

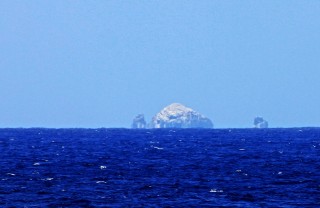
[1,0,320,128]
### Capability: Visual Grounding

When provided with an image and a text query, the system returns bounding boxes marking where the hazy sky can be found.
[1,1,320,128]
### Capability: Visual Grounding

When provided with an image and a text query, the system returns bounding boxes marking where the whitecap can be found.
[152,145,163,150]
[239,149,245,151]
[100,165,107,170]
[33,162,40,166]
[210,189,223,193]
[41,178,54,181]
[7,173,15,176]
[96,181,107,184]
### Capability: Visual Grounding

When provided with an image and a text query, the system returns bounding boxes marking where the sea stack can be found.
[254,117,268,128]
[131,114,147,129]
[149,103,213,128]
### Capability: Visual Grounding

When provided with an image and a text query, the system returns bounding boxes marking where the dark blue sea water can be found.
[0,128,319,207]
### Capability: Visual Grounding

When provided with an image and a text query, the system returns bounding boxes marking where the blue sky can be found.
[1,0,320,128]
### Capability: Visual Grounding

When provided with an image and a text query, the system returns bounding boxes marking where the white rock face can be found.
[254,117,268,128]
[149,103,213,128]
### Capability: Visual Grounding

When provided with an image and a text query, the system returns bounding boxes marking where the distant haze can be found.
[1,1,320,128]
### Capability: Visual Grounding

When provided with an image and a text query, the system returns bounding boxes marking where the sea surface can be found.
[0,128,319,207]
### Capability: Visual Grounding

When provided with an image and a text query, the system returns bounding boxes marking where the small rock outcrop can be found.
[131,114,146,129]
[254,117,268,128]
[149,103,213,128]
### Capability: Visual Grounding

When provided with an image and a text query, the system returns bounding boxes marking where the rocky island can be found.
[149,103,213,128]
[131,114,147,129]
[254,117,268,128]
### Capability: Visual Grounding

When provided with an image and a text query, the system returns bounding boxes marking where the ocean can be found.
[0,128,319,207]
